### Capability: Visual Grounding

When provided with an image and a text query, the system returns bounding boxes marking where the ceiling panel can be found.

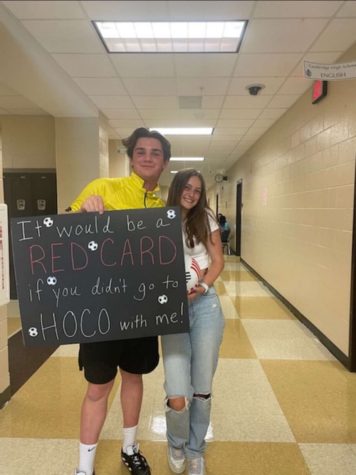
[241,18,329,53]
[52,53,117,77]
[174,54,237,77]
[1,0,355,187]
[121,77,177,96]
[74,78,127,95]
[22,20,104,53]
[310,19,356,52]
[3,1,85,19]
[81,1,171,21]
[234,53,302,77]
[254,1,342,18]
[110,54,175,78]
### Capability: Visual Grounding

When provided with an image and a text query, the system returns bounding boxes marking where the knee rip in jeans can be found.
[193,392,211,401]
[165,396,190,412]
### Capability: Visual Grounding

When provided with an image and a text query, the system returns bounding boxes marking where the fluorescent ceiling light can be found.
[170,157,205,161]
[94,21,247,53]
[170,170,178,174]
[150,127,213,135]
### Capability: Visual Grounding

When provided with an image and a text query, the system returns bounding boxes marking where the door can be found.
[4,172,57,299]
[235,180,243,256]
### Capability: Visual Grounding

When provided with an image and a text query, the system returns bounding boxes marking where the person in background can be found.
[69,128,171,475]
[161,169,225,475]
[218,213,230,233]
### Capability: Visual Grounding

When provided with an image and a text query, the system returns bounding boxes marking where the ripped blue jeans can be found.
[161,287,225,459]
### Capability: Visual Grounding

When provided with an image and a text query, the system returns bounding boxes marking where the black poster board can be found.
[11,207,189,346]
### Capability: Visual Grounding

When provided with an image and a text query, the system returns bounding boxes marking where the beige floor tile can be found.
[224,281,272,297]
[235,296,295,319]
[6,300,20,318]
[214,280,227,295]
[262,360,356,443]
[0,357,119,438]
[219,319,256,359]
[299,443,356,475]
[208,442,310,475]
[242,320,335,360]
[7,317,21,337]
[212,360,295,442]
[51,343,79,357]
[219,295,239,319]
[0,437,78,475]
[220,269,257,282]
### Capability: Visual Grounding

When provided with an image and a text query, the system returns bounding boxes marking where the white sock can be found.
[122,425,138,453]
[78,442,97,475]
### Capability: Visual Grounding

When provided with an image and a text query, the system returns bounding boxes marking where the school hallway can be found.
[1,255,356,475]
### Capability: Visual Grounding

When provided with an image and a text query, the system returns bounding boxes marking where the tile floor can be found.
[1,255,356,474]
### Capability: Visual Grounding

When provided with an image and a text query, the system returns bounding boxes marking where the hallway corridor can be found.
[1,255,356,475]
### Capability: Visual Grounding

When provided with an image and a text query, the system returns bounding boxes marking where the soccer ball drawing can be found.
[184,255,201,295]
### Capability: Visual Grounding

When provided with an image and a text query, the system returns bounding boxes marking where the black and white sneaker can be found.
[74,470,95,475]
[121,444,151,475]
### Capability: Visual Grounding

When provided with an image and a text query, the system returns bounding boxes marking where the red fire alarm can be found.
[312,80,327,104]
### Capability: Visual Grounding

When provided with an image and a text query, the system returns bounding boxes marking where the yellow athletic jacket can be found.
[70,172,165,211]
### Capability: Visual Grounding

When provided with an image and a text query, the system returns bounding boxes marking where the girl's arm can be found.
[194,229,224,297]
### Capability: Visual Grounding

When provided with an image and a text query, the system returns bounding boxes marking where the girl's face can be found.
[180,175,202,212]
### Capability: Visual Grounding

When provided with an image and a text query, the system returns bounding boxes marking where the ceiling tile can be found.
[81,1,170,20]
[267,94,299,108]
[74,78,127,95]
[176,77,230,96]
[278,77,311,95]
[223,95,271,109]
[228,77,284,95]
[139,109,220,121]
[100,108,139,119]
[216,119,255,128]
[337,2,356,17]
[52,54,117,77]
[234,53,302,77]
[241,18,329,53]
[254,1,342,18]
[259,108,287,120]
[253,118,277,128]
[168,1,254,19]
[219,109,261,119]
[90,95,134,109]
[310,19,356,52]
[111,54,175,78]
[174,54,237,77]
[202,96,225,109]
[131,96,178,109]
[108,119,144,129]
[3,1,85,19]
[22,20,104,53]
[121,77,177,96]
[214,127,249,136]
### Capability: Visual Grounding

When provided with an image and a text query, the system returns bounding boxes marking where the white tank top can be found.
[182,211,219,270]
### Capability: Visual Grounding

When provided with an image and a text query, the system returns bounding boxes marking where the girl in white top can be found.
[161,169,225,475]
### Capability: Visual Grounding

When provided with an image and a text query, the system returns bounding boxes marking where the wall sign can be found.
[11,207,189,346]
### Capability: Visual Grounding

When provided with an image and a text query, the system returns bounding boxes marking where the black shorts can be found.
[78,336,159,384]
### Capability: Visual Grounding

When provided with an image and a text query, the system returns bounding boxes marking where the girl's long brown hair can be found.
[167,169,216,248]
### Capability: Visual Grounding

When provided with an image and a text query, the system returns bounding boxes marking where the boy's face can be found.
[131,137,167,187]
